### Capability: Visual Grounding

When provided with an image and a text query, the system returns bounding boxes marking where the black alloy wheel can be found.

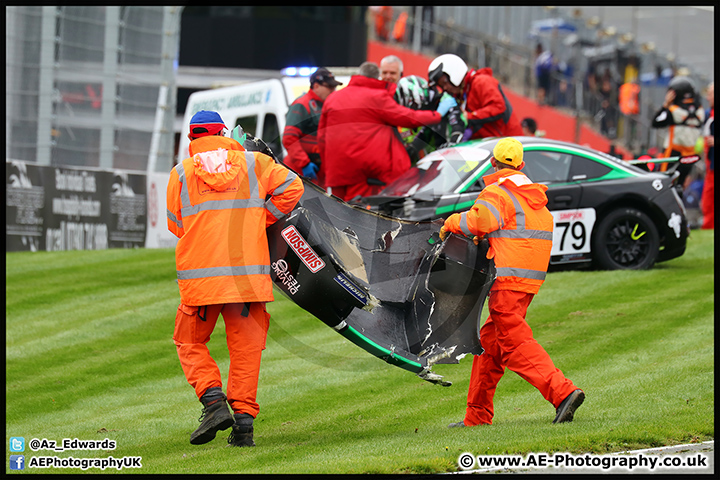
[593,207,660,270]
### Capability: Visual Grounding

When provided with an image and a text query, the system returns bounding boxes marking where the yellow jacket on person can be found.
[443,169,553,294]
[167,135,304,306]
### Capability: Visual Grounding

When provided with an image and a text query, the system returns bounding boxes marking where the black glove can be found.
[437,131,465,150]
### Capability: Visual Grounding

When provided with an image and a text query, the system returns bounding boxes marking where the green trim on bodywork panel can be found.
[436,200,475,216]
[338,324,423,373]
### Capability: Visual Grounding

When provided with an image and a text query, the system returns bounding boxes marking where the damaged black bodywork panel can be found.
[267,181,495,385]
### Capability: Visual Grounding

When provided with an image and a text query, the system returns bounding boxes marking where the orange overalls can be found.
[167,135,304,417]
[444,168,579,426]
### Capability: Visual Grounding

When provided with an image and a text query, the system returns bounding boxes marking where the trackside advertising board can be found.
[6,160,149,252]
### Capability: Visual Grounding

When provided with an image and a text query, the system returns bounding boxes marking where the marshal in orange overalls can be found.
[442,138,582,426]
[167,132,303,418]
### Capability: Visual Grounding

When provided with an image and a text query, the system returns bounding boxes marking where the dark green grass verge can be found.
[6,231,713,473]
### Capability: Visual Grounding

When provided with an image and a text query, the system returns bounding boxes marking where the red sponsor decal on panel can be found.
[281,225,325,273]
[558,211,585,221]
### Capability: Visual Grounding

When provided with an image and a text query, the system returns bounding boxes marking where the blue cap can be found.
[189,110,226,137]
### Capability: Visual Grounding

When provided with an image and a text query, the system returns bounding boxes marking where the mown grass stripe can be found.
[5,231,713,474]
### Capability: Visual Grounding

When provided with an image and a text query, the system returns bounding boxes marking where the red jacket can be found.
[463,68,523,139]
[318,75,442,188]
[282,89,324,179]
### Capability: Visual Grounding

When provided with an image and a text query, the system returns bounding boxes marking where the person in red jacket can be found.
[428,53,523,141]
[168,110,303,448]
[701,82,714,229]
[440,137,584,427]
[282,67,342,187]
[318,61,456,202]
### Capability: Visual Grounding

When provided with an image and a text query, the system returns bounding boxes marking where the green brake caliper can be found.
[630,224,646,241]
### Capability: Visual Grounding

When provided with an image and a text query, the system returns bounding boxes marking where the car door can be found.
[522,148,593,264]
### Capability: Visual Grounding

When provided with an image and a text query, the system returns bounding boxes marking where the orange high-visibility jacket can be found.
[444,169,553,294]
[167,135,304,306]
[619,82,640,116]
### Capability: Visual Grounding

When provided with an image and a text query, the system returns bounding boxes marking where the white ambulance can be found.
[177,71,352,164]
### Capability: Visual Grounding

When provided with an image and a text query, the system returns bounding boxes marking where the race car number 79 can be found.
[550,208,596,256]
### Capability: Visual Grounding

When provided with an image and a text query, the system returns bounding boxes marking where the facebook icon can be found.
[10,455,25,470]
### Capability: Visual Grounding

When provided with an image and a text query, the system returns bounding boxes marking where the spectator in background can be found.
[554,60,574,109]
[428,53,523,142]
[392,11,408,43]
[319,61,454,202]
[371,6,392,42]
[597,70,618,139]
[380,55,404,84]
[651,75,705,187]
[521,117,537,136]
[585,64,600,115]
[534,44,554,106]
[701,82,714,229]
[619,75,641,145]
[521,117,545,137]
[281,67,342,187]
[608,143,623,159]
[619,77,640,117]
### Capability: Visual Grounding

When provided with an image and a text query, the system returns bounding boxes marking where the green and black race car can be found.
[362,137,694,270]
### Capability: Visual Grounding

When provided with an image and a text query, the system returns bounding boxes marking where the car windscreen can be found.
[381,148,493,197]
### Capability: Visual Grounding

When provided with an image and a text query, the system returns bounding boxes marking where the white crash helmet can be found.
[428,53,468,88]
[395,75,429,110]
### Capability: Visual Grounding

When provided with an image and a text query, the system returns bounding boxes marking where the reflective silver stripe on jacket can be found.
[486,185,553,241]
[265,198,285,220]
[459,212,473,238]
[175,162,192,211]
[495,267,546,281]
[181,198,265,217]
[177,264,271,280]
[274,170,298,195]
[245,152,259,198]
[167,209,183,229]
[500,185,525,228]
[265,169,298,220]
[474,198,504,229]
[485,184,552,281]
[488,229,553,240]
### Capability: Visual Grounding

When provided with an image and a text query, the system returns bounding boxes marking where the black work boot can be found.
[553,389,585,424]
[227,413,255,447]
[189,387,234,445]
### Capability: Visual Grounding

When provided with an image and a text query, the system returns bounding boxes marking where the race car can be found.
[362,137,693,270]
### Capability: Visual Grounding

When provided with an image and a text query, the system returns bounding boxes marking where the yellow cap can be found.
[493,137,524,168]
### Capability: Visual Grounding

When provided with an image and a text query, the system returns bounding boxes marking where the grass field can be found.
[5,230,714,474]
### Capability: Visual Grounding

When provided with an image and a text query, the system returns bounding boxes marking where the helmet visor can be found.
[428,63,444,87]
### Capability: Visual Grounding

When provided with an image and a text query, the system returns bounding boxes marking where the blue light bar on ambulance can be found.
[281,66,318,77]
